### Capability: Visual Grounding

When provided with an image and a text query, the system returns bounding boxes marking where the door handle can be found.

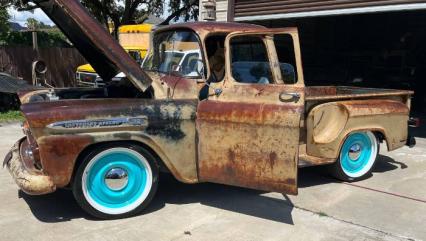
[279,92,301,102]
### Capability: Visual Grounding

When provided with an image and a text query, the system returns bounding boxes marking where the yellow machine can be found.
[76,24,153,87]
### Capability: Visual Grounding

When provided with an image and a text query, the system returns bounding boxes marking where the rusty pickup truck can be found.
[4,0,416,219]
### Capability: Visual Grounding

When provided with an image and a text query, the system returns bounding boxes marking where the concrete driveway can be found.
[0,123,425,241]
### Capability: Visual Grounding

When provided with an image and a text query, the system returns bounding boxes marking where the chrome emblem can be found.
[48,117,147,129]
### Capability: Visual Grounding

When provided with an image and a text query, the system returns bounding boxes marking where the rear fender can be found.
[307,99,409,159]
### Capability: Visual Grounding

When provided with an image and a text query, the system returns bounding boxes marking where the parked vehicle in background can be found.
[76,24,153,87]
[4,0,418,220]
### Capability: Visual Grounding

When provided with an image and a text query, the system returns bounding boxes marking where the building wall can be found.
[198,0,426,22]
[233,0,426,21]
[199,0,229,22]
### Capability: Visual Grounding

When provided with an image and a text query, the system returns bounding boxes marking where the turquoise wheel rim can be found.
[82,148,152,215]
[340,132,377,178]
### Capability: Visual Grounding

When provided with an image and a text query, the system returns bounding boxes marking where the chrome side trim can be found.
[48,117,147,129]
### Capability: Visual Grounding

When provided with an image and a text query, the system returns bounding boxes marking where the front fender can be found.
[37,131,198,188]
[21,98,198,188]
[307,99,409,159]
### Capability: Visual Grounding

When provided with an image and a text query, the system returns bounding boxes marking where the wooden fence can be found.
[0,47,86,87]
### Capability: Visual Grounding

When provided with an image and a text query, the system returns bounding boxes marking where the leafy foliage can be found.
[1,0,199,44]
[26,17,53,30]
[164,0,199,24]
[0,12,69,47]
[0,110,24,122]
[0,7,10,33]
[0,0,38,11]
[79,0,199,37]
[0,30,70,47]
[2,0,199,37]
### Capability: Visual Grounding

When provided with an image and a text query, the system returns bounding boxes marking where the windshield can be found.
[159,52,185,73]
[143,30,203,78]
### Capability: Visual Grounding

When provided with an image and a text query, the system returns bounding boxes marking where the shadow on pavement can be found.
[19,175,295,224]
[374,154,407,172]
[298,154,404,188]
[148,174,295,224]
[299,155,408,188]
[18,154,402,224]
[18,189,91,222]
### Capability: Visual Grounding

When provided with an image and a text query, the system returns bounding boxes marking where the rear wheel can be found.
[73,143,159,219]
[330,131,379,181]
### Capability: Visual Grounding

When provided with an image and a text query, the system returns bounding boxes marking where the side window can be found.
[274,34,298,84]
[230,35,273,84]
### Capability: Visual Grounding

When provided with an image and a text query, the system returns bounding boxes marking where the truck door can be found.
[197,30,305,194]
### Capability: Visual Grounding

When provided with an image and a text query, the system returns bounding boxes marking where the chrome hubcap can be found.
[104,168,128,191]
[348,144,362,161]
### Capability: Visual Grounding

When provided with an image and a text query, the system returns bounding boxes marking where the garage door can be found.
[233,0,426,21]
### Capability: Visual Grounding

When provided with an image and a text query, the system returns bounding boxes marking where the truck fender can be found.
[39,132,198,189]
[306,99,409,159]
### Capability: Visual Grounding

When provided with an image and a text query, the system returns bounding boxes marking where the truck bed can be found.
[305,86,413,101]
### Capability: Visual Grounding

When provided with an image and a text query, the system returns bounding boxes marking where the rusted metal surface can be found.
[20,132,42,173]
[197,100,301,194]
[146,72,201,100]
[4,138,56,195]
[196,28,306,194]
[38,135,93,187]
[156,22,267,38]
[306,99,410,159]
[20,98,198,187]
[305,86,414,101]
[196,84,303,193]
[32,0,152,91]
[297,144,334,168]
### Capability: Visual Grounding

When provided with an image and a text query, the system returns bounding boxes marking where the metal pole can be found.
[32,31,38,52]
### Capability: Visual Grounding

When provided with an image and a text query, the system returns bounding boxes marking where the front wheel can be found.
[73,143,159,219]
[330,131,379,181]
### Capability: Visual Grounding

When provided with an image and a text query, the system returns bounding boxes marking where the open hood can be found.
[29,0,152,91]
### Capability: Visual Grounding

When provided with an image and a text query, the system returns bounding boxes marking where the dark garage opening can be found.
[251,10,426,117]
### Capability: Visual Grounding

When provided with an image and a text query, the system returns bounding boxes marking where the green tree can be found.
[0,7,10,34]
[25,17,52,30]
[2,0,199,37]
[0,0,38,11]
[26,17,40,30]
[80,0,199,37]
[1,30,71,47]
